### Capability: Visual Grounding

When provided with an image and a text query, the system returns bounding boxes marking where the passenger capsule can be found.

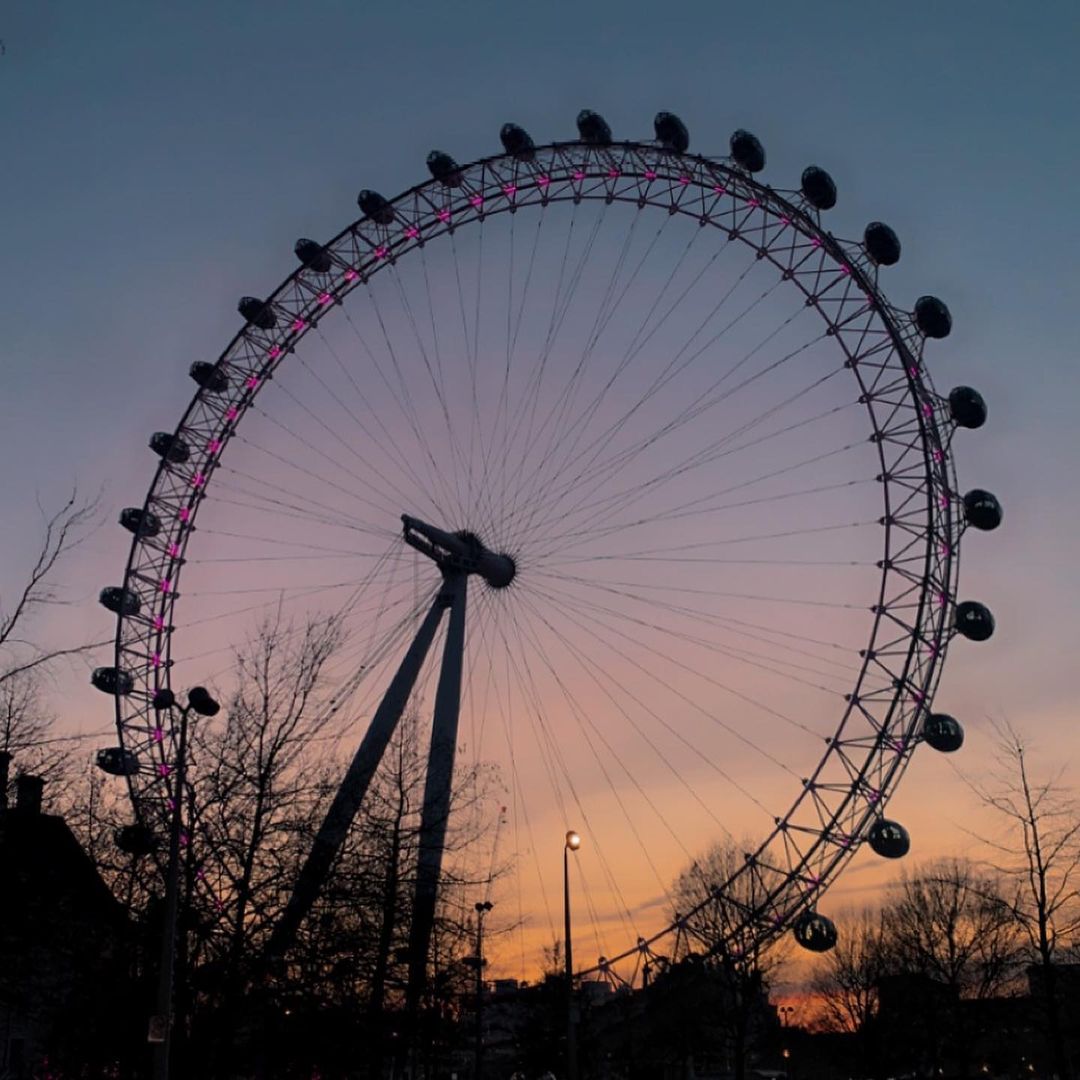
[923,712,964,752]
[99,586,141,617]
[238,296,277,330]
[730,129,766,173]
[357,191,395,225]
[149,432,190,464]
[427,151,463,187]
[152,688,176,710]
[654,112,690,154]
[294,238,333,273]
[91,667,135,697]
[119,507,161,538]
[500,122,536,160]
[95,746,140,776]
[115,823,157,856]
[915,296,952,339]
[949,386,987,429]
[867,818,910,859]
[793,910,837,952]
[801,166,837,210]
[955,600,995,641]
[190,361,229,394]
[863,222,901,266]
[963,489,1003,531]
[576,109,613,146]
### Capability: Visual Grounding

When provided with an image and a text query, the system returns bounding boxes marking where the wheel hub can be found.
[401,514,516,588]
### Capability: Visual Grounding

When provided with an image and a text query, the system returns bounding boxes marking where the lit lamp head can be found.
[565,830,582,851]
[187,686,221,717]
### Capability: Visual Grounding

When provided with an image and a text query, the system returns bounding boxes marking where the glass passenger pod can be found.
[793,910,837,952]
[95,746,140,776]
[189,361,229,393]
[499,123,536,161]
[867,818,910,859]
[915,295,952,339]
[729,129,766,173]
[119,507,162,537]
[576,109,613,146]
[963,489,1003,531]
[357,191,396,226]
[91,667,135,696]
[149,432,190,464]
[426,151,463,187]
[654,112,689,154]
[115,823,157,856]
[948,386,987,429]
[294,238,333,272]
[954,600,995,641]
[922,713,964,752]
[99,586,141,617]
[800,166,837,210]
[237,296,277,330]
[863,222,901,266]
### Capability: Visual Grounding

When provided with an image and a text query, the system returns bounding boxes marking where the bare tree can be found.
[0,670,64,780]
[0,489,102,683]
[810,906,886,1035]
[877,857,1023,1075]
[966,720,1080,1080]
[171,607,504,1077]
[0,490,103,803]
[885,857,1022,998]
[808,906,888,1079]
[190,607,345,973]
[669,839,790,1080]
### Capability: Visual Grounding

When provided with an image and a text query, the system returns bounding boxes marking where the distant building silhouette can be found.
[0,760,136,1078]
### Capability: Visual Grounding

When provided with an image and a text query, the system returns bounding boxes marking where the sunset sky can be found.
[2,1,1078,991]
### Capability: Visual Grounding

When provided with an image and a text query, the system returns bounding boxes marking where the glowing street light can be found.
[149,686,220,1080]
[563,829,581,1080]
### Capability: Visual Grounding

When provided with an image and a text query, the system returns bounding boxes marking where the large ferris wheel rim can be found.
[110,133,960,975]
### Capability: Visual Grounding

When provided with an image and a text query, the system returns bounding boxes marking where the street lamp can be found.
[149,686,220,1080]
[564,830,581,1080]
[474,899,493,1080]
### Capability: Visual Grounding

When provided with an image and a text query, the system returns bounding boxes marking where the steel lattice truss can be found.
[109,138,964,980]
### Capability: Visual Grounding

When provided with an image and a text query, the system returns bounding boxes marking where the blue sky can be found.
[1,0,1078,975]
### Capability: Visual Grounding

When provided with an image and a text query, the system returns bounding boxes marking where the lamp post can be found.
[474,899,493,1080]
[149,686,220,1080]
[779,1005,795,1080]
[563,830,581,1080]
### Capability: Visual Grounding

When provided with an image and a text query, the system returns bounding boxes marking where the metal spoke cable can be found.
[531,573,864,677]
[519,577,816,762]
[518,329,837,547]
[509,591,686,899]
[529,572,860,688]
[493,600,642,948]
[312,318,454,520]
[343,302,466,526]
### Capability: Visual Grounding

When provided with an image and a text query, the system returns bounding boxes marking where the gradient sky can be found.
[2,0,1079,986]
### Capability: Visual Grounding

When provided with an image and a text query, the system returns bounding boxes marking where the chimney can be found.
[0,751,10,811]
[15,773,44,815]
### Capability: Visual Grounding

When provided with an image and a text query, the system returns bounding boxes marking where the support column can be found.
[405,571,467,1057]
[266,585,452,962]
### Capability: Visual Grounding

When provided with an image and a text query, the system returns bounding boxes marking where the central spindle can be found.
[401,514,516,588]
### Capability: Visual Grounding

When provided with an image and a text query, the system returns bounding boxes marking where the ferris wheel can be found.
[93,110,1001,987]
